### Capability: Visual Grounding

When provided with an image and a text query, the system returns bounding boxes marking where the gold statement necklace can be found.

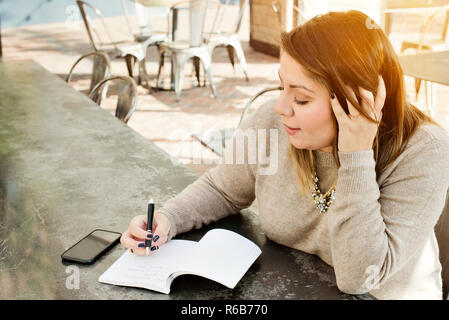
[311,171,337,214]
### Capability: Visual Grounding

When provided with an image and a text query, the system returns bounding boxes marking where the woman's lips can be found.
[283,123,301,135]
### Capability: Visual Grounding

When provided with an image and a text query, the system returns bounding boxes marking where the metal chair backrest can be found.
[293,3,308,26]
[66,51,111,98]
[233,0,248,34]
[442,7,449,45]
[89,75,138,124]
[167,0,221,46]
[76,0,118,51]
[132,1,171,38]
[272,1,308,28]
[215,0,247,35]
[220,86,281,150]
[238,86,282,126]
[417,4,449,51]
[272,1,282,26]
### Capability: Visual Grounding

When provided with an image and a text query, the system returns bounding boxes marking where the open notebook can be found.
[98,229,262,294]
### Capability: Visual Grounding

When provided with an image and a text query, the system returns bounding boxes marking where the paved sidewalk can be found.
[2,8,448,175]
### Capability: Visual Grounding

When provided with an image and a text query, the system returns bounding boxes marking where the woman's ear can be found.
[333,91,349,115]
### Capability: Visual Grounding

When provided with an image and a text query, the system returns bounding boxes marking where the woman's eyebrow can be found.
[278,71,315,94]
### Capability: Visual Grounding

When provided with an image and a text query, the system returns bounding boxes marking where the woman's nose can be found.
[274,97,294,117]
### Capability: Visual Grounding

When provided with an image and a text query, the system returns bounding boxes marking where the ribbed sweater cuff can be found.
[156,207,180,240]
[337,149,377,193]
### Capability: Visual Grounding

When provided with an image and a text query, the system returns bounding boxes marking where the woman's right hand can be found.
[120,212,171,256]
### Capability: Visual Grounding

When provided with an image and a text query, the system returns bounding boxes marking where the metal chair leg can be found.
[173,55,186,101]
[424,80,435,117]
[226,45,235,72]
[125,54,136,79]
[231,40,249,82]
[193,57,201,87]
[156,51,165,90]
[414,78,422,101]
[197,52,217,98]
[139,59,152,94]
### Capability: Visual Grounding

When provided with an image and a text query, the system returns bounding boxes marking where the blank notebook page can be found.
[182,229,262,288]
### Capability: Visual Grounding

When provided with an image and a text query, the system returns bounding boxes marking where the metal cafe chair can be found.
[400,4,449,115]
[401,5,449,54]
[272,0,308,28]
[131,0,172,42]
[156,0,220,101]
[89,75,138,124]
[76,0,165,93]
[191,86,282,157]
[66,51,112,103]
[205,0,249,82]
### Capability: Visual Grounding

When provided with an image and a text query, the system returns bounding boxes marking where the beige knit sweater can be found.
[158,101,449,300]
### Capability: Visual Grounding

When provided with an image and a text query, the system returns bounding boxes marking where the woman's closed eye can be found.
[294,98,309,105]
[279,86,310,105]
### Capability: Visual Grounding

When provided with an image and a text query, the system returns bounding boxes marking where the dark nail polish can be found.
[147,233,153,239]
[130,249,134,253]
[151,246,157,251]
[330,91,335,99]
[153,235,160,242]
[138,243,145,248]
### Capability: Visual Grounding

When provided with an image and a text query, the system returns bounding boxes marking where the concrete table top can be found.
[0,59,373,300]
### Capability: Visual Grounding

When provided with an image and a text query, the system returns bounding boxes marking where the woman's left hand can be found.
[330,76,386,153]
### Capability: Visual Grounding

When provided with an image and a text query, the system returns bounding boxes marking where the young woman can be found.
[120,10,449,299]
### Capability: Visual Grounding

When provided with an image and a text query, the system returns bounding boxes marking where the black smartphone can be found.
[61,229,121,265]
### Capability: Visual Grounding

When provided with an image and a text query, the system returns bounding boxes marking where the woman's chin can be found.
[288,137,304,149]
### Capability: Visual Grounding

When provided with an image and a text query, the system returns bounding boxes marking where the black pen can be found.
[145,198,154,256]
